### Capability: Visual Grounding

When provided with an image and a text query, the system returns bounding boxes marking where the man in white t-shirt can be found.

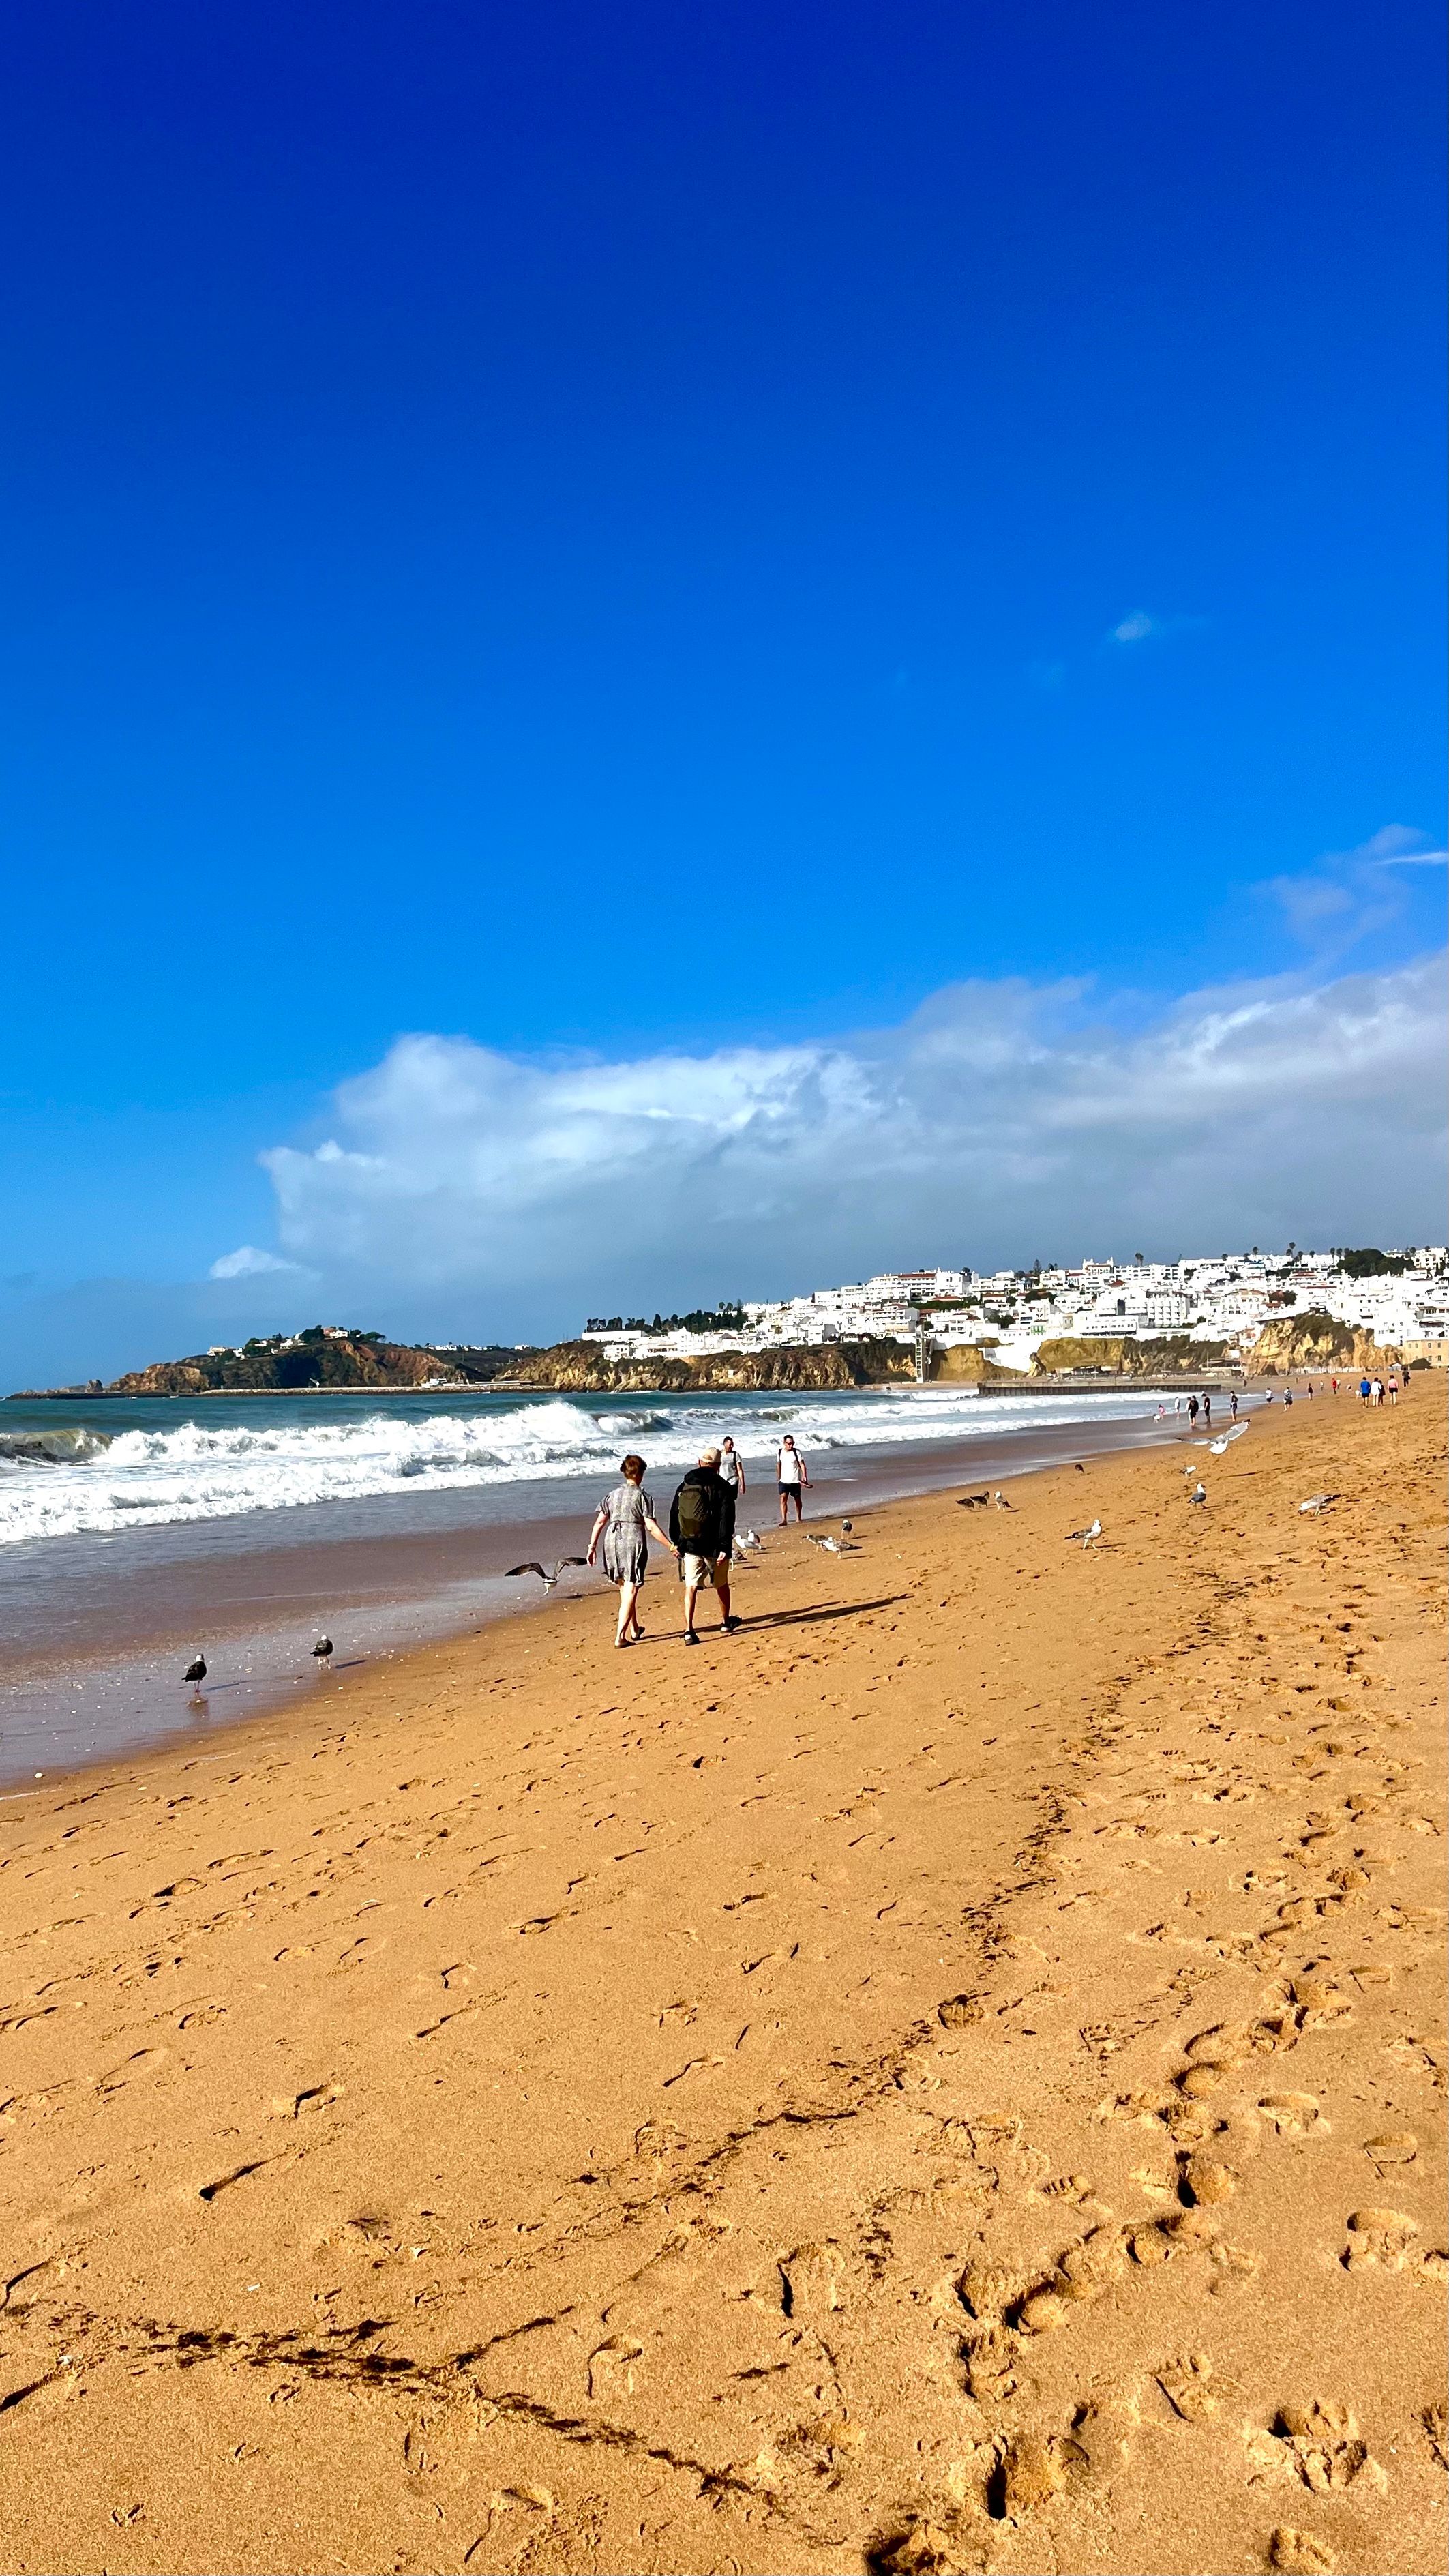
[777,1434,807,1524]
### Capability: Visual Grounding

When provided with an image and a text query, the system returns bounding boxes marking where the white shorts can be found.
[681,1552,728,1590]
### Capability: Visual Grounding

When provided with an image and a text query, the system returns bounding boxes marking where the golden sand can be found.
[1,1390,1444,2575]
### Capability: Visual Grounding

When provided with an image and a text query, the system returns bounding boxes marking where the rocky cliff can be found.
[494,1338,918,1393]
[927,1343,1027,1385]
[20,1331,524,1399]
[1249,1312,1400,1375]
[1030,1335,1233,1377]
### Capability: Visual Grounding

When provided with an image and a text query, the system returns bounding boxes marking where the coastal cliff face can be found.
[493,1338,918,1393]
[1249,1311,1405,1374]
[1031,1334,1232,1376]
[22,1333,522,1399]
[926,1342,1021,1384]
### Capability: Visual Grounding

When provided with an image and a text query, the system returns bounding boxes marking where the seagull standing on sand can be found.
[993,1490,1015,1511]
[1065,1520,1103,1549]
[505,1556,590,1589]
[1187,1483,1208,1505]
[957,1491,989,1510]
[183,1652,207,1691]
[312,1636,333,1670]
[1298,1493,1339,1515]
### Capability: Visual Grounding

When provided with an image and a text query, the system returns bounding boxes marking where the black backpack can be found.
[675,1476,717,1552]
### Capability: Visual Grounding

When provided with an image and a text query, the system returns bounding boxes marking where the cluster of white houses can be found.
[582,1249,1449,1372]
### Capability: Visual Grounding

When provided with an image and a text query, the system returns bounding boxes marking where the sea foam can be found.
[0,1385,1167,1547]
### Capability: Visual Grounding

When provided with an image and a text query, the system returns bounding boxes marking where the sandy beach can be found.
[0,1386,1442,2576]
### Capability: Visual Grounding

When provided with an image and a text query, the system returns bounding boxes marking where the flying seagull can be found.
[1208,1423,1249,1455]
[506,1557,589,1588]
[1065,1520,1103,1549]
[183,1652,207,1689]
[312,1636,333,1670]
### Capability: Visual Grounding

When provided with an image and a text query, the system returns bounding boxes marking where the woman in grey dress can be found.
[586,1453,677,1647]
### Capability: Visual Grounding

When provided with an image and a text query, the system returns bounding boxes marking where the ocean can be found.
[0,1379,1228,1786]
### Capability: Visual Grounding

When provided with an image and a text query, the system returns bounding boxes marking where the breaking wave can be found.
[0,1385,1174,1547]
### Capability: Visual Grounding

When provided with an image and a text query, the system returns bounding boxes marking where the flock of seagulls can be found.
[177,1415,1274,1698]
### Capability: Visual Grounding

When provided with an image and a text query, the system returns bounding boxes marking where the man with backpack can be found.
[669,1447,741,1647]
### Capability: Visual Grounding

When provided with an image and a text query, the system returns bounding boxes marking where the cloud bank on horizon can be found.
[218,948,1446,1329]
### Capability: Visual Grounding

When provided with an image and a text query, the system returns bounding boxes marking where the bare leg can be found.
[683,1582,700,1636]
[716,1568,731,1627]
[616,1580,642,1644]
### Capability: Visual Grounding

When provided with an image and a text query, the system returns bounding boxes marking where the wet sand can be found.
[0,1386,1442,2575]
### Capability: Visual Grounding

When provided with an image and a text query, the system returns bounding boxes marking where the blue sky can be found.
[1,2,1444,1385]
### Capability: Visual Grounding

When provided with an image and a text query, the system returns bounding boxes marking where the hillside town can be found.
[583,1245,1449,1372]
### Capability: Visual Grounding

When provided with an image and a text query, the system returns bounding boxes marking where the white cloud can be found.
[209,1244,308,1280]
[1106,608,1206,649]
[1261,825,1447,948]
[256,954,1446,1323]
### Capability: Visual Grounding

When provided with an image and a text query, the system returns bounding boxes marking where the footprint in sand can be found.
[1266,2401,1386,2496]
[779,2240,848,2318]
[1257,2092,1323,2135]
[1269,2524,1338,2570]
[94,2047,166,2095]
[1156,2352,1236,2420]
[1362,2129,1416,2172]
[1341,2207,1420,2271]
[586,2335,644,2401]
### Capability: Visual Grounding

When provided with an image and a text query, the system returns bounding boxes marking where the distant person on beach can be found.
[1201,1392,1212,1426]
[718,1435,746,1498]
[1284,1385,1294,1406]
[777,1434,808,1522]
[587,1455,677,1648]
[1371,1375,1385,1406]
[669,1447,739,1646]
[1359,1375,1371,1402]
[1187,1395,1199,1427]
[1230,1390,1240,1419]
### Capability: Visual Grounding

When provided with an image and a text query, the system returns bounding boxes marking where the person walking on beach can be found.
[1201,1392,1212,1427]
[777,1433,808,1523]
[1187,1394,1199,1427]
[669,1447,740,1646]
[719,1435,747,1500]
[587,1455,677,1648]
[1371,1374,1385,1406]
[1229,1389,1240,1419]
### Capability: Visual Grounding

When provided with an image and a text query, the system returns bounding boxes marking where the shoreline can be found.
[1,1396,1236,1792]
[0,1385,1440,2575]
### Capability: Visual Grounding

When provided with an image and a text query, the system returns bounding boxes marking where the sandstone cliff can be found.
[494,1338,918,1394]
[1031,1334,1232,1378]
[1249,1312,1402,1375]
[927,1342,1026,1385]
